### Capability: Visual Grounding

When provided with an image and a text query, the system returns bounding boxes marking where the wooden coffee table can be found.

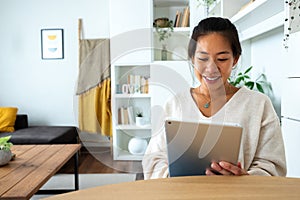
[0,144,81,200]
[45,176,300,200]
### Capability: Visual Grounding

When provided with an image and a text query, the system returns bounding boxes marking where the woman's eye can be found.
[197,58,208,61]
[218,58,229,62]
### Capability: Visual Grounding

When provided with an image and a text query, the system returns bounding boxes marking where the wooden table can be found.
[0,144,81,200]
[45,175,300,200]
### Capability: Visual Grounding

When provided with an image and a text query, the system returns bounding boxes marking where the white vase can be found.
[135,117,144,126]
[0,149,12,166]
[128,137,148,155]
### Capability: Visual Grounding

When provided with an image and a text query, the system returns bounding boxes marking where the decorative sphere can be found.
[128,137,148,155]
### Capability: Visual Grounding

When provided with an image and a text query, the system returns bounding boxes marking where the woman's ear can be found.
[191,55,195,64]
[233,55,240,67]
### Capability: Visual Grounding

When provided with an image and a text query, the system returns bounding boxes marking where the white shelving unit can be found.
[153,0,191,61]
[208,0,249,19]
[109,0,153,161]
[230,0,284,42]
[111,63,152,160]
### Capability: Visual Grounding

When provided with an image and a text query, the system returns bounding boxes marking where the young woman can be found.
[142,17,286,179]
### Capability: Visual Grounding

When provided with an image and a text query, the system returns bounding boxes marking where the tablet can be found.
[165,119,243,177]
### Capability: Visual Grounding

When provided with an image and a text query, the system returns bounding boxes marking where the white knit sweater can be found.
[142,87,287,179]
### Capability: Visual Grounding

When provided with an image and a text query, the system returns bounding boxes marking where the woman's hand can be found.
[206,161,249,176]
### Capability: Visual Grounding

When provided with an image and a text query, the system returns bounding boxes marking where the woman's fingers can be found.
[207,161,249,176]
[219,161,249,175]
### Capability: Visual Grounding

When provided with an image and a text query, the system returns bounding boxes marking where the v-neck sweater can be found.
[142,87,286,179]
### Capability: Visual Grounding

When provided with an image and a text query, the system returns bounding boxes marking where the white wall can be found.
[250,27,285,117]
[0,0,109,125]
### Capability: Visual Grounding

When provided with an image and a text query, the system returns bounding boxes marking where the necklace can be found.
[193,85,235,109]
[199,93,211,109]
[204,101,210,108]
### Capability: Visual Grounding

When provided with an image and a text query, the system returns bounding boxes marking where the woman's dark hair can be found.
[188,17,242,59]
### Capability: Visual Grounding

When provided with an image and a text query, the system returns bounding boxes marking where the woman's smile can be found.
[202,75,221,84]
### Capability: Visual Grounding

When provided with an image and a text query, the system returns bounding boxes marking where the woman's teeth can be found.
[205,76,219,81]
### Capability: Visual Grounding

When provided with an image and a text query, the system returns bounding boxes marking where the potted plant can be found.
[135,111,144,126]
[0,136,13,166]
[153,18,174,60]
[228,66,273,96]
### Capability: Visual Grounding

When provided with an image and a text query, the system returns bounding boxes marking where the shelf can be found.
[174,27,190,33]
[153,27,189,33]
[154,0,189,7]
[208,0,249,18]
[232,0,284,41]
[116,124,152,130]
[115,149,144,161]
[115,93,151,98]
[231,0,268,23]
[239,11,284,42]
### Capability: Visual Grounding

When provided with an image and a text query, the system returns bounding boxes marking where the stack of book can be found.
[127,74,149,94]
[118,106,135,125]
[174,6,190,28]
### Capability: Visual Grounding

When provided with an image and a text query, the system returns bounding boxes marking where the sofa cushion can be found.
[14,115,28,130]
[0,107,18,133]
[1,126,78,144]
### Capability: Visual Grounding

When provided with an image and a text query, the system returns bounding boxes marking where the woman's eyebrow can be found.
[217,51,230,55]
[196,51,208,54]
[196,51,230,55]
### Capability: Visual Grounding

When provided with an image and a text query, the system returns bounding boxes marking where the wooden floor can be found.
[58,146,144,180]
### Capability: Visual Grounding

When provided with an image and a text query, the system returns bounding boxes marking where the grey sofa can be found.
[1,114,79,144]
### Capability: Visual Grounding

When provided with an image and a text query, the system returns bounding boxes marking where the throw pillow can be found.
[0,107,18,132]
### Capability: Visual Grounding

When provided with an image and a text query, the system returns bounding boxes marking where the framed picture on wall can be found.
[41,29,64,59]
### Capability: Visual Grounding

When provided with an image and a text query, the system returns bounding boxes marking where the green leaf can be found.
[244,66,253,74]
[0,136,11,144]
[235,76,244,85]
[0,136,12,151]
[256,83,264,93]
[243,75,251,80]
[245,81,254,90]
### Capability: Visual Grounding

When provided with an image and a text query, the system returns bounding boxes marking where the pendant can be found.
[204,102,210,108]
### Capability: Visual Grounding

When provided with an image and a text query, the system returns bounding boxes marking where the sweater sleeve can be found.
[142,96,180,180]
[142,128,169,179]
[247,99,287,176]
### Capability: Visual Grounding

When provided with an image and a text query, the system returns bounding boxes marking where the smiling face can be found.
[192,33,239,93]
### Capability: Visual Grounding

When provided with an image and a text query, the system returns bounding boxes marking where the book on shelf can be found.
[127,106,134,124]
[126,74,149,94]
[123,107,129,124]
[181,6,189,27]
[118,107,128,125]
[174,10,182,27]
[118,106,134,125]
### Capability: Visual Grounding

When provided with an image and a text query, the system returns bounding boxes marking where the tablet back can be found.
[165,119,243,177]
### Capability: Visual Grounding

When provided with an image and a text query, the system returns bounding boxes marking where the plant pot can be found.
[0,149,12,166]
[128,137,148,155]
[154,17,170,28]
[135,117,144,126]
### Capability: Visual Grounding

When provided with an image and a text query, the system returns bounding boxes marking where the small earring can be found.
[232,65,237,70]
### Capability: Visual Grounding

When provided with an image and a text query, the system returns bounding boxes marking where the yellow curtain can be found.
[78,78,112,136]
[77,19,112,137]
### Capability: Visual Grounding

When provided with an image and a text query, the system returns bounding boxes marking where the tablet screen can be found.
[165,119,243,177]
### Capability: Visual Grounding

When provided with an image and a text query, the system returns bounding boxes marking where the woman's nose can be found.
[205,60,219,73]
